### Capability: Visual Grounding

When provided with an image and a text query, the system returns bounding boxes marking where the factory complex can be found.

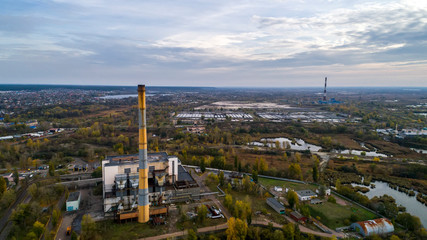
[102,152,200,217]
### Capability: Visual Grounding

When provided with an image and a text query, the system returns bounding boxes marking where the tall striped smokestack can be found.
[138,85,149,223]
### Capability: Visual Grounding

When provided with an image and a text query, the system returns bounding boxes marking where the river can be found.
[352,180,427,227]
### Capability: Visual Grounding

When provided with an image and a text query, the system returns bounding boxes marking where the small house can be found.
[66,191,81,211]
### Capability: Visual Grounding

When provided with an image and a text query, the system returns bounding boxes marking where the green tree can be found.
[187,229,198,240]
[227,183,232,193]
[92,167,102,178]
[272,230,285,240]
[12,168,19,185]
[200,158,206,173]
[52,208,61,227]
[390,235,400,240]
[312,156,319,182]
[328,196,336,203]
[28,183,39,199]
[396,213,422,231]
[252,170,258,183]
[300,205,310,217]
[81,214,98,240]
[224,194,233,208]
[26,231,38,240]
[282,223,295,240]
[0,177,6,196]
[33,221,45,237]
[197,205,208,224]
[287,190,299,209]
[335,178,341,191]
[49,161,55,177]
[219,171,225,186]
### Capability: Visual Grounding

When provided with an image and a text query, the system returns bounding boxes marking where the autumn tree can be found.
[287,190,299,209]
[288,163,302,180]
[32,221,45,237]
[224,194,233,209]
[226,217,248,240]
[294,152,301,162]
[259,157,268,174]
[197,204,208,224]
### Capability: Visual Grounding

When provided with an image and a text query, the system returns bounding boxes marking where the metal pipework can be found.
[137,85,149,223]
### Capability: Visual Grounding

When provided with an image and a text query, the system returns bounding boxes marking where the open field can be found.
[308,201,377,229]
[259,177,317,191]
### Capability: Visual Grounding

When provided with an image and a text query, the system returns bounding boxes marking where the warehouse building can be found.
[266,197,285,214]
[296,189,317,201]
[66,191,81,211]
[351,218,394,237]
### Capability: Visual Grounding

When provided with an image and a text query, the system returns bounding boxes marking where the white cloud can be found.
[0,0,426,86]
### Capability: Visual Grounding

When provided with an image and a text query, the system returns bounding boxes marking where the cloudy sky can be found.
[1,0,426,87]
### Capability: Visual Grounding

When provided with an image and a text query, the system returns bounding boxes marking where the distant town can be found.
[0,85,426,240]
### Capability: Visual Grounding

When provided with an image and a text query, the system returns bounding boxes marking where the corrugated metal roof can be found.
[352,218,394,236]
[266,198,285,210]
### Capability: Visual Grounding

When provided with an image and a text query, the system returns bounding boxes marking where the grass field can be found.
[259,177,317,191]
[308,201,377,229]
[96,221,169,240]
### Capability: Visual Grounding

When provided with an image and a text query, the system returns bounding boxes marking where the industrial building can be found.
[66,191,81,211]
[102,151,201,216]
[102,85,200,222]
[350,218,394,237]
[266,198,285,214]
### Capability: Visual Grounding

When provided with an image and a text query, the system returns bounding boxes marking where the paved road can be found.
[140,223,228,240]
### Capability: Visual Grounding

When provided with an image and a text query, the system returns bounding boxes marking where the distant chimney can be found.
[323,77,327,101]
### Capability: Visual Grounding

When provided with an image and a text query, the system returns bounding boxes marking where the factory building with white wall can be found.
[102,152,199,215]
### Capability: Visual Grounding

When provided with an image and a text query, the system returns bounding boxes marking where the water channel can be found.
[352,180,427,227]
